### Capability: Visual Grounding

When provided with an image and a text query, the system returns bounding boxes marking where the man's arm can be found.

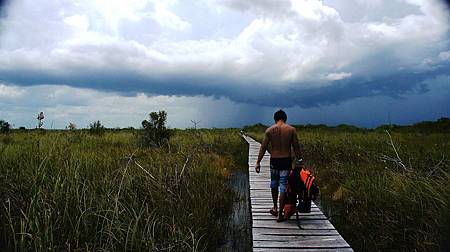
[292,129,302,160]
[257,131,270,164]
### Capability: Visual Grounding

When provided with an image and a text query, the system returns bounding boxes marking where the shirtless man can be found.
[255,110,301,222]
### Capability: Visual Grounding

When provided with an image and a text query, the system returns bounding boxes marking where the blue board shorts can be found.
[270,157,292,193]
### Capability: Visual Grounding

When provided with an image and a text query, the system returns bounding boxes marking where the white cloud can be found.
[439,51,450,61]
[216,0,292,17]
[152,1,191,31]
[324,72,352,81]
[0,83,25,98]
[418,50,450,70]
[64,15,89,32]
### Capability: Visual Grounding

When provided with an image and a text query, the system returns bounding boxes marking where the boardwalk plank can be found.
[253,239,350,248]
[254,249,353,252]
[252,228,339,236]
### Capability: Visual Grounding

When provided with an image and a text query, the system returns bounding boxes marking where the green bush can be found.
[89,120,105,135]
[140,111,172,147]
[0,120,11,134]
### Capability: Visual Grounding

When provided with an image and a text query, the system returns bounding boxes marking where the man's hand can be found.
[255,162,261,173]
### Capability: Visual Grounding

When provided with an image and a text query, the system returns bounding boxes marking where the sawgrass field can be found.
[0,118,449,251]
[0,128,248,251]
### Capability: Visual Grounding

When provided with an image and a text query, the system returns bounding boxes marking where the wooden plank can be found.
[254,248,353,252]
[253,215,327,220]
[252,220,335,230]
[251,207,321,212]
[251,209,322,215]
[253,240,351,249]
[252,228,339,236]
[254,235,348,243]
[242,135,352,251]
[252,211,325,217]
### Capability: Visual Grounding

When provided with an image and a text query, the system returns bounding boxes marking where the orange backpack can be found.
[284,162,319,218]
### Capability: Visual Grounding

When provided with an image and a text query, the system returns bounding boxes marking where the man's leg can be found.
[270,168,279,215]
[277,170,289,221]
[278,193,286,219]
[271,188,278,211]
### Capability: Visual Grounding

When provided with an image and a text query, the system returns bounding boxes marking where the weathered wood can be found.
[254,249,353,252]
[254,235,348,244]
[253,215,328,220]
[243,135,352,251]
[252,220,335,230]
[253,240,351,249]
[252,228,339,236]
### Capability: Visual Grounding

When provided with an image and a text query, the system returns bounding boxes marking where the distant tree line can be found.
[242,117,450,134]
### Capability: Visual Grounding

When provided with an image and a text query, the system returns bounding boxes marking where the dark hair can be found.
[274,109,287,122]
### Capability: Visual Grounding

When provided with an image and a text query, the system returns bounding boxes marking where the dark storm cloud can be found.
[0,0,9,17]
[443,0,450,9]
[1,61,449,108]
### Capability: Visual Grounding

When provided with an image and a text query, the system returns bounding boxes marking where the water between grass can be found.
[218,169,252,251]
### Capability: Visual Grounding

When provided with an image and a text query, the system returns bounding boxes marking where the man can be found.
[255,110,301,222]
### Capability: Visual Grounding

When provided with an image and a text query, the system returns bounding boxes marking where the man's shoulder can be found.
[265,124,277,133]
[284,124,296,131]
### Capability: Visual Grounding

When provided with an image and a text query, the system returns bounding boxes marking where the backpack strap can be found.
[304,174,316,197]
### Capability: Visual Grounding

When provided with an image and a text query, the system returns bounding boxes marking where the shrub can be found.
[0,120,11,133]
[67,122,77,130]
[140,111,171,147]
[89,120,105,135]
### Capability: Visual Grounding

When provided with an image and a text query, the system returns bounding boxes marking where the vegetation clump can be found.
[67,122,76,130]
[139,110,172,147]
[0,120,11,133]
[89,120,105,135]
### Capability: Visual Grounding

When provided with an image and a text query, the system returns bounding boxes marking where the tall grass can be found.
[0,129,247,251]
[248,128,450,251]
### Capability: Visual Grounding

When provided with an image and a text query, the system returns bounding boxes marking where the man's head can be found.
[274,109,287,123]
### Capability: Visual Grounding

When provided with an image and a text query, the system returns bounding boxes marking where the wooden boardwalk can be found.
[243,135,352,251]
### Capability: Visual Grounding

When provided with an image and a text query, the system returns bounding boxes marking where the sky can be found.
[0,0,449,129]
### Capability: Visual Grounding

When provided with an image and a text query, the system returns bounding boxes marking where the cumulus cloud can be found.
[0,0,448,109]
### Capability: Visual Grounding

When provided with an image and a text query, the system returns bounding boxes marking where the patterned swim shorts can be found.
[270,169,289,193]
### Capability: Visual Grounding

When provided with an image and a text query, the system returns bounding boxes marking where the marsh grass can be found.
[0,129,246,251]
[248,128,450,251]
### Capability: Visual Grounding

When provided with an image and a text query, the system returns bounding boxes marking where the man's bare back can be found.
[257,122,300,162]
